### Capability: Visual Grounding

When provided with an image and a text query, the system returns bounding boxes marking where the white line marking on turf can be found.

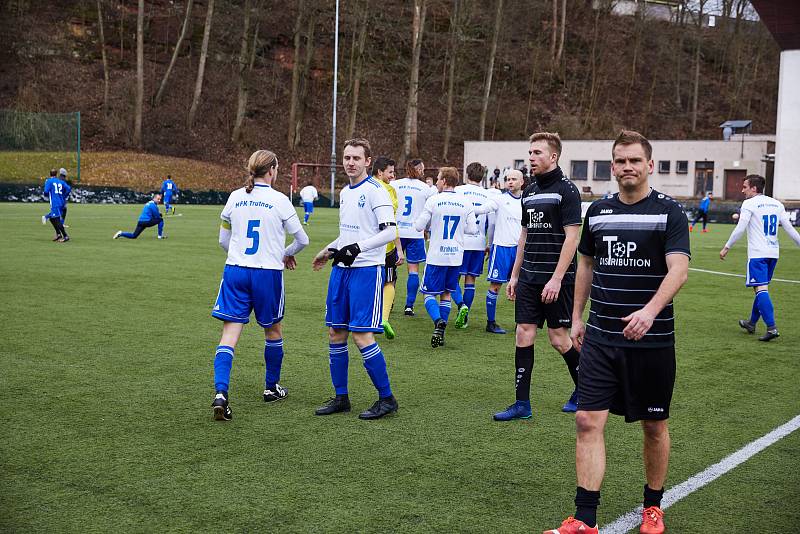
[689,267,800,284]
[601,414,800,534]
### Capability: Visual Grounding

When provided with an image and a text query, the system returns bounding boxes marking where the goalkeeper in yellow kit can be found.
[372,156,404,339]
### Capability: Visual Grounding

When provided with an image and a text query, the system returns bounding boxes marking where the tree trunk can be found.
[478,0,502,141]
[231,0,252,143]
[550,0,557,64]
[292,9,317,149]
[402,0,427,161]
[287,0,306,149]
[97,0,110,117]
[346,4,369,140]
[442,0,460,162]
[187,0,214,129]
[523,45,539,136]
[554,0,566,65]
[119,0,125,62]
[133,0,144,148]
[674,3,685,108]
[691,0,706,132]
[154,0,193,106]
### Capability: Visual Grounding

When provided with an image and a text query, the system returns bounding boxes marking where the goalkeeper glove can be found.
[329,243,361,266]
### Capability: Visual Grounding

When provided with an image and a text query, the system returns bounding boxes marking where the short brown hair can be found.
[439,167,460,187]
[406,158,424,179]
[343,137,371,158]
[465,162,485,183]
[612,130,652,161]
[528,132,562,159]
[744,174,766,193]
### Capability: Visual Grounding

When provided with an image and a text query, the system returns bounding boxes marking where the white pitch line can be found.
[689,267,800,284]
[602,414,800,534]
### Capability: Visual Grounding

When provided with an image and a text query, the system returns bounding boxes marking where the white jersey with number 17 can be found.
[415,191,478,266]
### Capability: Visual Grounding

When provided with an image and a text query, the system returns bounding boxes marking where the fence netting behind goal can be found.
[0,110,80,183]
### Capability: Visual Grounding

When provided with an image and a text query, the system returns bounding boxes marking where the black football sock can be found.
[49,218,62,237]
[514,345,534,402]
[561,346,580,386]
[643,484,664,509]
[575,486,600,527]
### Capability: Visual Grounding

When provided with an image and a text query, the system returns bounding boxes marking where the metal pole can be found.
[329,0,340,207]
[76,111,81,183]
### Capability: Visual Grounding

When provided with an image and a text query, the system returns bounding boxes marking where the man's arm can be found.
[505,227,527,300]
[541,224,580,304]
[621,253,689,341]
[219,221,232,251]
[779,211,800,247]
[720,208,752,259]
[570,253,594,351]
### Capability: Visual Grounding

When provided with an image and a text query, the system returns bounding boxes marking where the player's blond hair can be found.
[439,167,460,187]
[529,132,562,161]
[246,150,278,193]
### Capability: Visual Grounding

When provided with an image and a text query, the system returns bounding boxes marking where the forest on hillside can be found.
[0,0,780,169]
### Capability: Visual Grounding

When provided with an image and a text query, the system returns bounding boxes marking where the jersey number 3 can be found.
[245,219,260,254]
[402,196,413,216]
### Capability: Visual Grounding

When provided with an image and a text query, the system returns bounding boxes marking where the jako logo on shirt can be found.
[358,194,366,208]
[600,209,613,214]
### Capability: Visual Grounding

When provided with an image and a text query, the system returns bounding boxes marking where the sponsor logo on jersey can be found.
[600,209,613,214]
[358,194,366,208]
[600,235,652,267]
[526,209,552,229]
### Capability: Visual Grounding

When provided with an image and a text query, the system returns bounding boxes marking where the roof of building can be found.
[751,0,800,51]
[719,120,752,129]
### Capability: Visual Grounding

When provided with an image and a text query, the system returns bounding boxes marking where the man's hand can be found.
[331,243,361,267]
[719,246,729,260]
[506,276,518,300]
[312,249,332,271]
[541,276,562,304]
[395,249,405,267]
[621,307,656,341]
[571,319,585,352]
[283,255,297,270]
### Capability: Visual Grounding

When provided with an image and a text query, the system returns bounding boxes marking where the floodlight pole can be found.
[329,0,340,207]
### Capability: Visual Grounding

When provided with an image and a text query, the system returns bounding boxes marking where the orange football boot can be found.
[640,506,665,534]
[543,517,599,534]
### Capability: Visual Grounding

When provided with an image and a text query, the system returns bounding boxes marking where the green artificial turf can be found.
[1,203,798,533]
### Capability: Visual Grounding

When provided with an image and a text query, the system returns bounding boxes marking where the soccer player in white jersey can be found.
[453,162,492,329]
[720,174,800,341]
[299,181,318,225]
[393,158,435,316]
[415,167,479,348]
[474,169,524,334]
[210,150,309,421]
[311,138,399,420]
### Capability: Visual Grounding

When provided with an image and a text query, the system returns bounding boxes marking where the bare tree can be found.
[133,0,144,148]
[442,0,461,161]
[154,0,193,106]
[402,0,427,161]
[691,0,708,132]
[346,3,369,139]
[290,7,317,150]
[97,0,110,117]
[555,0,566,65]
[287,0,306,148]
[231,0,253,143]
[550,0,557,63]
[187,0,214,129]
[478,0,502,141]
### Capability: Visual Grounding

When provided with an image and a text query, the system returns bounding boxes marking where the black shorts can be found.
[384,249,398,283]
[514,282,573,329]
[578,335,676,423]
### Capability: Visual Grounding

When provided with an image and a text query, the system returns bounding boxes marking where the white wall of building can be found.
[773,50,800,201]
[464,137,772,199]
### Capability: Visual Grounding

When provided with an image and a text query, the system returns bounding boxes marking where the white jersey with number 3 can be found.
[221,184,301,269]
[415,191,478,266]
[393,178,435,239]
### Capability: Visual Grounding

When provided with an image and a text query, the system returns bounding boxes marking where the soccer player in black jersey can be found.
[494,132,583,421]
[545,131,690,534]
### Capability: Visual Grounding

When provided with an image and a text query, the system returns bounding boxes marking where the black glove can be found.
[329,243,361,266]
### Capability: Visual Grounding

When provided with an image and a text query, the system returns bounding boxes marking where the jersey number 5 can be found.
[762,214,777,236]
[442,215,461,239]
[245,219,260,254]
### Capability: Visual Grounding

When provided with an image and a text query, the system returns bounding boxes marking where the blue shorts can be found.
[421,264,461,295]
[164,194,174,205]
[487,245,517,283]
[211,265,285,327]
[45,206,64,219]
[746,258,778,287]
[303,201,314,214]
[460,250,486,276]
[400,238,427,264]
[325,265,384,332]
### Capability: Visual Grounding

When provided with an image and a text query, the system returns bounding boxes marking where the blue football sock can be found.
[329,342,349,395]
[157,220,164,237]
[304,212,310,223]
[213,345,234,392]
[424,295,441,324]
[486,289,498,322]
[464,283,476,309]
[451,284,463,307]
[439,299,452,323]
[406,272,420,307]
[756,290,776,328]
[749,297,761,325]
[359,342,392,398]
[264,338,284,390]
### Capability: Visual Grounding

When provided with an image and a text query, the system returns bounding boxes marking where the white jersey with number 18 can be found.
[729,194,800,259]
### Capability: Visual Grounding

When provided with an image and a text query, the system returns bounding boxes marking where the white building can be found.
[464,135,775,200]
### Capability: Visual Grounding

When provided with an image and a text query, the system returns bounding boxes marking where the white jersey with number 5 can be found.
[727,194,800,259]
[415,191,478,266]
[221,184,302,269]
[393,178,435,239]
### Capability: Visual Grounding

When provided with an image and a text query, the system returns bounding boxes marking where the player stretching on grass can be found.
[720,174,800,342]
[545,131,690,534]
[113,192,166,240]
[209,150,309,421]
[42,168,71,242]
[415,167,478,347]
[312,138,399,420]
[373,156,405,339]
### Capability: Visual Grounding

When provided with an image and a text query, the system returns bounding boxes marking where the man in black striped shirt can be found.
[546,131,689,534]
[494,132,583,421]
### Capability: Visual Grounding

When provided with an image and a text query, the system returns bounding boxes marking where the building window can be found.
[571,160,588,180]
[676,160,689,174]
[513,159,525,170]
[658,161,670,174]
[594,160,611,181]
